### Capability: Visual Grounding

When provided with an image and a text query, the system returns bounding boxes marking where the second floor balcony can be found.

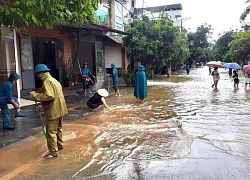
[95,9,109,27]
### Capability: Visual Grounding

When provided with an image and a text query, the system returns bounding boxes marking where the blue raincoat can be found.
[81,68,93,77]
[134,67,148,100]
[81,68,93,89]
[112,67,119,91]
[0,81,19,128]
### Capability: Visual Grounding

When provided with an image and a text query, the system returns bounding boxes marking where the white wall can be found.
[167,10,182,20]
[109,0,134,32]
[174,19,181,27]
[137,9,182,28]
[115,1,124,31]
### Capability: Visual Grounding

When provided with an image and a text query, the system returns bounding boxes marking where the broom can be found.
[77,58,97,92]
[35,101,47,138]
[39,111,47,138]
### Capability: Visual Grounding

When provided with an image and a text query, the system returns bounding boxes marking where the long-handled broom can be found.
[35,101,47,138]
[77,58,97,92]
[39,111,47,138]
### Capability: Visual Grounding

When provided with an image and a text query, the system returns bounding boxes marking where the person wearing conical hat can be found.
[30,64,68,159]
[87,89,112,111]
[134,65,148,103]
[0,73,25,130]
[110,63,121,96]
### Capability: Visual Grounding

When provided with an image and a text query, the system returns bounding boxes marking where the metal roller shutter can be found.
[105,46,122,68]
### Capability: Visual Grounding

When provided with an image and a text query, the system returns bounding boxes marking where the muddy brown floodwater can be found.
[1,67,250,180]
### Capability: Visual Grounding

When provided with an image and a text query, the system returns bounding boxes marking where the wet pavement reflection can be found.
[173,68,250,161]
[1,67,250,180]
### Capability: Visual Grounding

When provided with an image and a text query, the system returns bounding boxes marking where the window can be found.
[116,25,123,31]
[116,15,123,23]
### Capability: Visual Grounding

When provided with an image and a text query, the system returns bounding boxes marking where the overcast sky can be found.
[136,0,249,39]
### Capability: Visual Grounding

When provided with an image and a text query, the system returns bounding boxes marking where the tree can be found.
[123,16,190,73]
[213,30,235,62]
[187,24,213,64]
[225,30,250,64]
[240,0,250,21]
[0,0,101,37]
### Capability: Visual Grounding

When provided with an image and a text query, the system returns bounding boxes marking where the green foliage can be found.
[124,70,135,87]
[65,60,79,86]
[0,0,101,36]
[225,30,250,64]
[213,30,235,62]
[187,24,214,63]
[123,16,190,73]
[240,0,250,21]
[144,65,152,79]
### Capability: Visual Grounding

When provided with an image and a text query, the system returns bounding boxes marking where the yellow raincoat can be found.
[33,72,68,120]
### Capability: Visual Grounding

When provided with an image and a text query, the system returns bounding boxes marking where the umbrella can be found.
[205,61,224,68]
[243,65,250,74]
[223,63,242,69]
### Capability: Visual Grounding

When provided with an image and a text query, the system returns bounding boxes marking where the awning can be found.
[105,35,123,44]
[55,23,131,35]
[98,25,130,35]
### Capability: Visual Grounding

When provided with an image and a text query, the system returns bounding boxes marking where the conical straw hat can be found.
[97,89,109,97]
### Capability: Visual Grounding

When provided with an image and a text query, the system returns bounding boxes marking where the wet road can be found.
[1,67,250,180]
[174,68,250,160]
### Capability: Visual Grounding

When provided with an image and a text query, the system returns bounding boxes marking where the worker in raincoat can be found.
[134,65,148,103]
[110,63,121,96]
[30,64,68,159]
[0,73,25,130]
[81,63,95,94]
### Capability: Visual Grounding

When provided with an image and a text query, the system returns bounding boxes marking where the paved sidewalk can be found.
[0,86,129,148]
[0,87,94,148]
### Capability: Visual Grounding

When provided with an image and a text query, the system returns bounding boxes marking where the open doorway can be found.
[33,38,59,88]
[20,35,64,89]
[0,37,17,95]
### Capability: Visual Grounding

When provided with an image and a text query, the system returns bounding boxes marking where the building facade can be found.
[0,26,19,97]
[0,0,132,96]
[95,0,134,32]
[135,3,183,28]
[94,0,132,86]
[17,26,72,90]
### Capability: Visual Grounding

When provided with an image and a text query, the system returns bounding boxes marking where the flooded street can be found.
[1,67,250,180]
[173,68,250,160]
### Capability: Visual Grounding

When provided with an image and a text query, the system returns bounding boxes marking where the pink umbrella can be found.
[243,65,250,73]
[205,61,224,68]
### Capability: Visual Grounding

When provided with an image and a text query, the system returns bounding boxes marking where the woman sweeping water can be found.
[81,63,95,94]
[87,89,112,111]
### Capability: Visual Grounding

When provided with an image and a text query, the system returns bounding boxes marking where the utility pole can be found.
[108,0,112,29]
[131,0,136,71]
[131,0,136,20]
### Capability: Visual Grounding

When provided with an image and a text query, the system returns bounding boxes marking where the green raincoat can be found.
[33,72,68,120]
[134,67,148,100]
